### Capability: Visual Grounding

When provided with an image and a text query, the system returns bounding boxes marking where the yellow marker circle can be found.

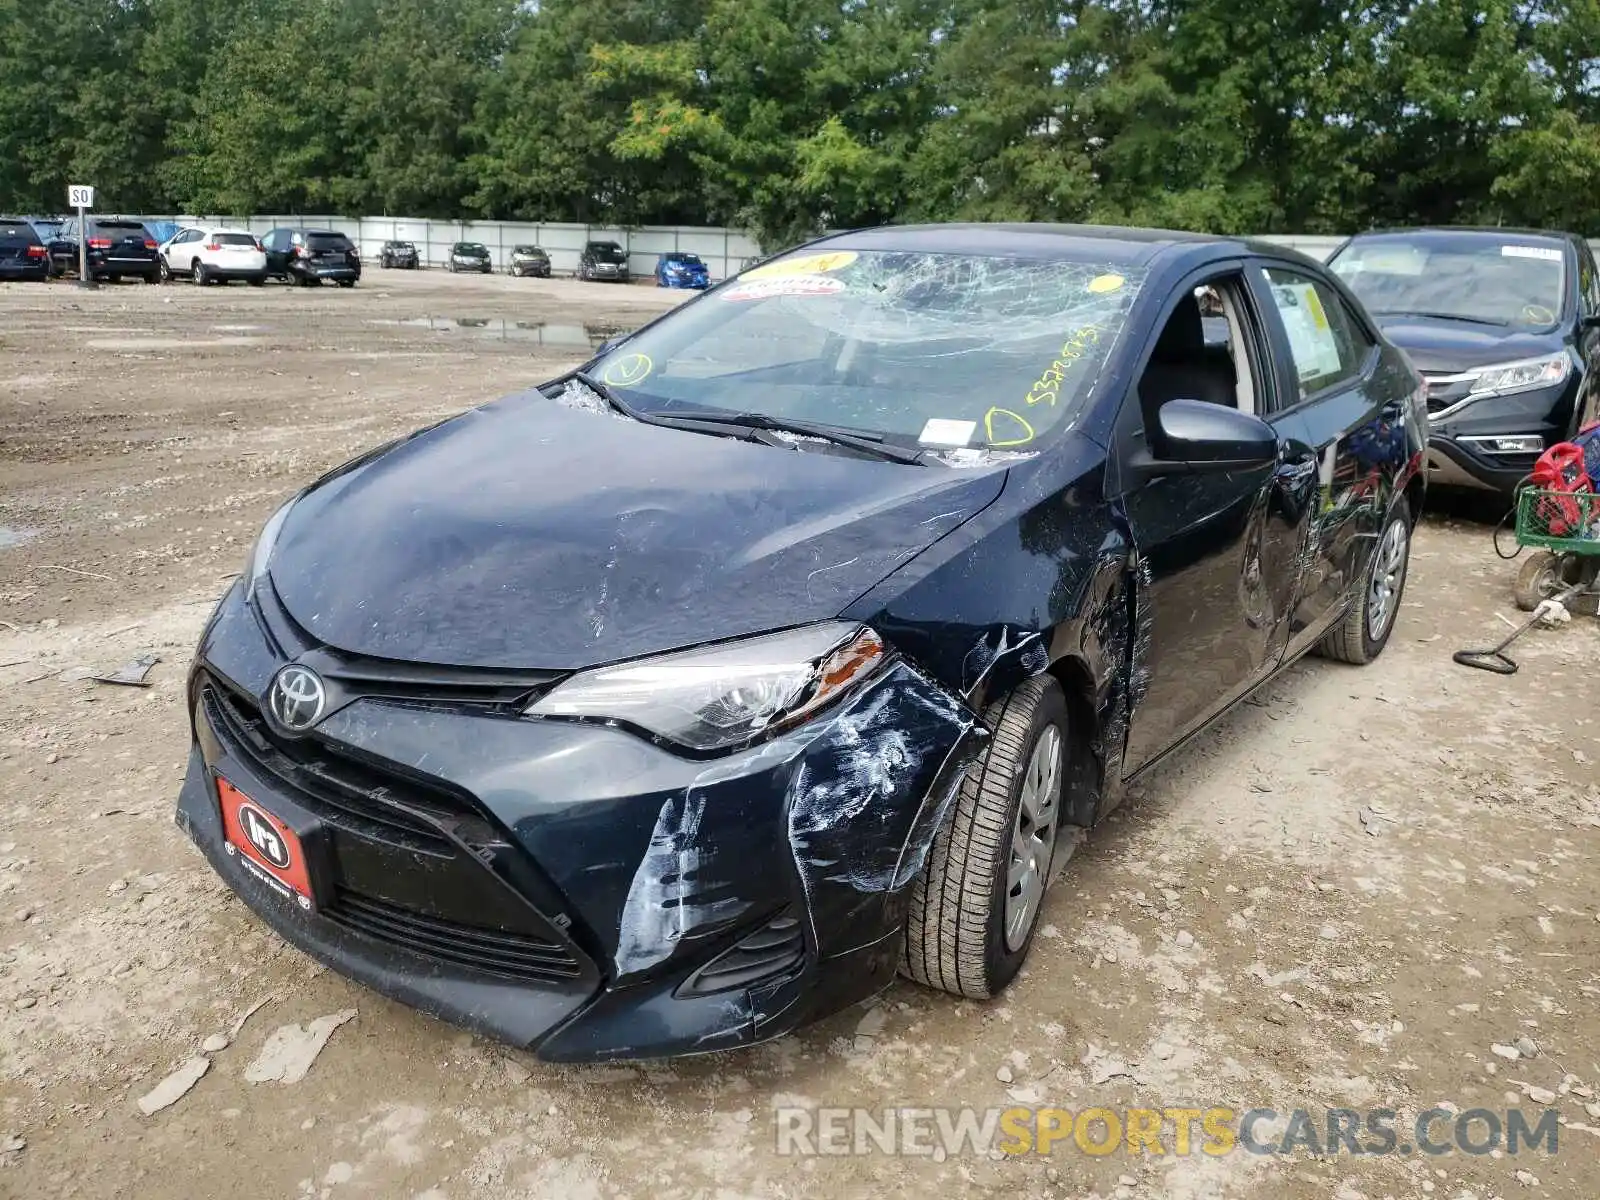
[601,353,653,387]
[1087,274,1125,294]
[743,251,859,280]
[984,407,1035,447]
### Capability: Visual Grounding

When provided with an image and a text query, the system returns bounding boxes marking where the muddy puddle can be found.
[367,316,624,347]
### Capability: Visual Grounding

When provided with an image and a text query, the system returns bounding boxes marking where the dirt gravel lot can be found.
[2,271,1599,1200]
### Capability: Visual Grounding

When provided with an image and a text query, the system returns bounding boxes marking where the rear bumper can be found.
[288,262,361,281]
[176,585,982,1060]
[0,259,50,280]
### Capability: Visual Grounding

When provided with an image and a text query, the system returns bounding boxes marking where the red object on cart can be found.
[1529,442,1592,537]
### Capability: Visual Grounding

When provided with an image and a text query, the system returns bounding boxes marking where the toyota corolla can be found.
[177,224,1426,1061]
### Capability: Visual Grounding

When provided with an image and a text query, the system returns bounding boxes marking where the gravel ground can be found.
[1,271,1598,1200]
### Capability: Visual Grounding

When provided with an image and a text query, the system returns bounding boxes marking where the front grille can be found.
[202,682,474,852]
[324,887,582,981]
[680,913,805,995]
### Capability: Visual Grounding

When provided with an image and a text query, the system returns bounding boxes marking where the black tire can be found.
[143,271,159,284]
[247,275,265,287]
[158,257,172,283]
[192,260,208,286]
[1315,496,1412,664]
[902,675,1069,999]
[337,279,355,288]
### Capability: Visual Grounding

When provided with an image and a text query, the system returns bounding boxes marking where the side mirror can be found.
[1128,399,1279,484]
[1157,399,1279,468]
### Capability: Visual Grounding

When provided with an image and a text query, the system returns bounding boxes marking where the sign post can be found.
[67,185,95,288]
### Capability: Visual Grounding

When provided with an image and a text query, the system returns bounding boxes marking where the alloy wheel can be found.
[1366,517,1408,641]
[1004,725,1061,951]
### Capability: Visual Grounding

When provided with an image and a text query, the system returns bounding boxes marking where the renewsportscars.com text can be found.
[774,1106,1561,1159]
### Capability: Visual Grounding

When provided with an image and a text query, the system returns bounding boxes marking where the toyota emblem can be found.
[268,665,326,732]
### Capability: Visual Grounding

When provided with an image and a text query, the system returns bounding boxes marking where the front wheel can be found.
[1315,496,1412,664]
[902,675,1069,999]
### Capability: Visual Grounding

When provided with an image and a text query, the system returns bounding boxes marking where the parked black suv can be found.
[47,217,160,282]
[379,240,419,269]
[1329,227,1600,494]
[262,228,361,287]
[577,240,629,282]
[509,244,551,278]
[0,217,51,281]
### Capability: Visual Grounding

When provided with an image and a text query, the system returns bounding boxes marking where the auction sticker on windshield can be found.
[723,276,845,302]
[743,251,859,280]
[1501,245,1562,261]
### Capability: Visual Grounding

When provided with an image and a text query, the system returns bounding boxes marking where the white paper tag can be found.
[1501,245,1562,262]
[919,418,977,447]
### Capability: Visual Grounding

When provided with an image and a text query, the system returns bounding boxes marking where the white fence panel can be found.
[125,215,1600,277]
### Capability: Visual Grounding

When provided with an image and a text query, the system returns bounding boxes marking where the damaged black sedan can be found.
[176,224,1426,1062]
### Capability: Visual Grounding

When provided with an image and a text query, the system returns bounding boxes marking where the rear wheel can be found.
[192,260,209,286]
[143,271,159,284]
[1316,496,1412,664]
[902,675,1068,998]
[337,279,355,289]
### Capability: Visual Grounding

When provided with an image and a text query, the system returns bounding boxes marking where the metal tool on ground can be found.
[1453,583,1586,674]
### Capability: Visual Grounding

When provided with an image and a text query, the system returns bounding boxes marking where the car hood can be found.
[1373,316,1565,374]
[268,394,1007,670]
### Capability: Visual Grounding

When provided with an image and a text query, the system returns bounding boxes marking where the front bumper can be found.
[660,274,710,289]
[512,261,550,276]
[176,583,981,1060]
[1424,376,1580,492]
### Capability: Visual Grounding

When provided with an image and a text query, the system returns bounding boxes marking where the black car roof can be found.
[812,222,1304,268]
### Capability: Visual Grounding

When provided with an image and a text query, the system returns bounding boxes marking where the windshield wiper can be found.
[1370,309,1510,327]
[679,410,928,465]
[567,373,792,445]
[567,375,925,464]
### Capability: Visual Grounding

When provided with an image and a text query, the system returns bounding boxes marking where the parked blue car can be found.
[654,251,710,289]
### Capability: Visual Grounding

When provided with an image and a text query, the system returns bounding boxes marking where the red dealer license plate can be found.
[217,776,318,912]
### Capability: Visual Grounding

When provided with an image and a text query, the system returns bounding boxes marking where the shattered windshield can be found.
[588,249,1143,453]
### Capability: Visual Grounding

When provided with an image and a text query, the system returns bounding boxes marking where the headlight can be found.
[1467,352,1571,398]
[244,498,295,600]
[527,623,887,751]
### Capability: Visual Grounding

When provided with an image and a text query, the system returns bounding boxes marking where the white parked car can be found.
[158,226,269,286]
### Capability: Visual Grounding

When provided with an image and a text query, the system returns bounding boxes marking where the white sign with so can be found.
[67,184,95,209]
